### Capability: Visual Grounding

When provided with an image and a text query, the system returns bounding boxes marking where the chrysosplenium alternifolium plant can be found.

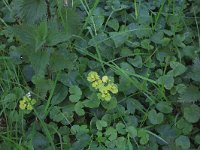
[19,92,36,111]
[87,71,118,101]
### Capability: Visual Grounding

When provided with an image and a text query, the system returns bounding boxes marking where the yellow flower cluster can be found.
[19,96,36,111]
[87,71,118,101]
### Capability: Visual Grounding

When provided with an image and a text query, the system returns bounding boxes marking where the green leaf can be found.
[182,46,197,58]
[156,102,172,114]
[37,21,48,42]
[11,24,33,44]
[195,134,200,145]
[107,18,119,31]
[46,18,71,46]
[69,95,81,103]
[115,137,126,149]
[50,51,77,72]
[96,120,107,131]
[58,126,70,135]
[74,102,85,116]
[148,109,164,125]
[23,65,34,82]
[170,61,187,77]
[161,38,171,46]
[47,30,70,46]
[177,118,193,135]
[71,134,90,149]
[116,123,126,135]
[69,85,82,103]
[9,49,22,65]
[101,97,117,110]
[120,62,135,74]
[126,126,137,138]
[60,8,81,35]
[61,106,74,125]
[173,34,185,48]
[127,138,133,150]
[32,132,48,150]
[127,55,143,68]
[49,106,71,123]
[105,127,117,141]
[51,84,68,105]
[128,24,152,38]
[175,84,186,94]
[188,58,200,82]
[69,85,82,96]
[120,47,133,57]
[88,33,107,46]
[157,74,174,90]
[78,57,89,73]
[83,99,100,108]
[32,75,54,97]
[109,31,129,48]
[29,51,50,76]
[59,71,78,87]
[183,104,200,123]
[126,98,136,114]
[11,21,47,51]
[19,0,46,23]
[92,12,105,30]
[71,125,89,136]
[179,86,200,103]
[175,135,190,149]
[3,93,17,109]
[151,31,164,44]
[156,51,167,62]
[138,129,149,145]
[141,39,154,50]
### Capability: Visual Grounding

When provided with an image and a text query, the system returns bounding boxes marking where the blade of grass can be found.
[153,0,165,30]
[79,0,100,35]
[44,72,60,116]
[147,130,168,145]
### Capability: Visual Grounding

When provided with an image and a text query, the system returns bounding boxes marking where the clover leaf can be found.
[170,61,187,77]
[148,109,164,125]
[183,104,200,123]
[175,135,190,149]
[96,120,107,131]
[74,102,85,116]
[69,85,82,102]
[138,129,149,145]
[126,126,137,138]
[105,127,117,141]
[156,102,173,114]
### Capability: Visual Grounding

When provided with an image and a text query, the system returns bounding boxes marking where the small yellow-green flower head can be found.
[92,79,103,89]
[98,92,111,101]
[102,76,109,83]
[99,86,109,94]
[19,95,36,111]
[98,86,112,101]
[87,71,118,102]
[19,100,26,110]
[103,93,111,101]
[108,83,118,94]
[27,104,33,110]
[87,71,100,82]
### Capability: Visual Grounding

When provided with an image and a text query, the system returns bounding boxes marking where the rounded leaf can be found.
[183,104,200,123]
[148,109,164,125]
[175,135,190,149]
[156,102,172,114]
[126,126,137,138]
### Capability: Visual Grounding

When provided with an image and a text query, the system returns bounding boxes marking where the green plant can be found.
[0,0,200,149]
